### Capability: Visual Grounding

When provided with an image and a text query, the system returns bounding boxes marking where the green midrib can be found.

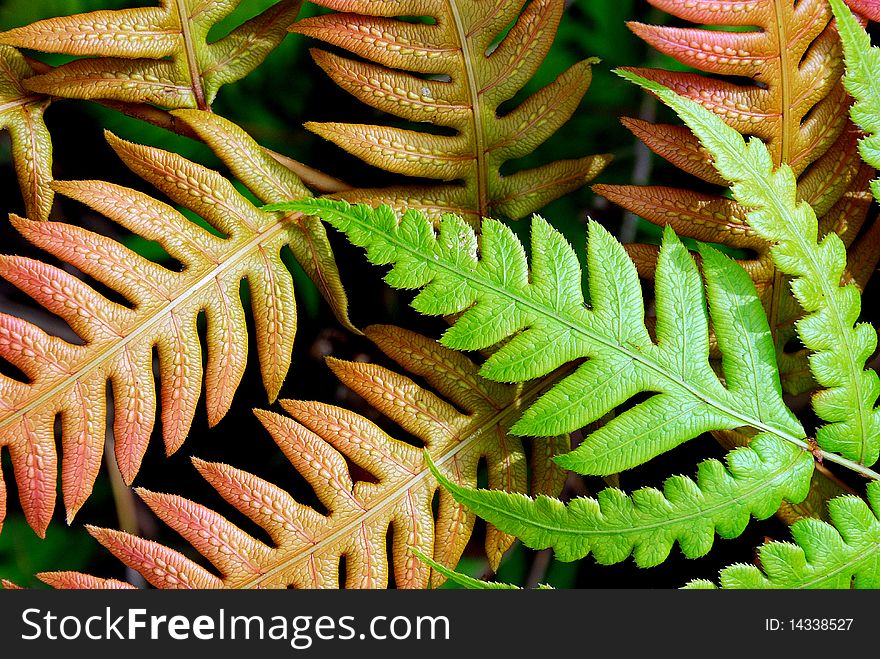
[342,211,809,452]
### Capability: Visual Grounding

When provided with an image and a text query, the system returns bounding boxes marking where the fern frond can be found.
[289,0,610,222]
[620,70,880,468]
[0,0,301,110]
[426,435,812,567]
[38,326,567,588]
[0,46,53,220]
[276,198,823,476]
[621,0,853,181]
[831,0,880,203]
[686,482,880,588]
[171,109,354,332]
[597,0,878,397]
[846,0,880,21]
[0,114,347,536]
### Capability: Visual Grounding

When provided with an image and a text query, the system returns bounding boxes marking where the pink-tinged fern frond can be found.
[0,114,351,537]
[35,573,135,589]
[289,0,610,223]
[847,0,880,21]
[0,46,53,220]
[0,1,302,110]
[37,326,568,589]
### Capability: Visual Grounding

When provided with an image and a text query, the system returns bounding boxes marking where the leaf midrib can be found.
[0,220,291,436]
[345,211,808,451]
[457,444,809,540]
[174,0,207,110]
[448,1,488,217]
[238,367,568,588]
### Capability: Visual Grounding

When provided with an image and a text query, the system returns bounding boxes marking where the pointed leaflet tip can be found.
[614,67,663,95]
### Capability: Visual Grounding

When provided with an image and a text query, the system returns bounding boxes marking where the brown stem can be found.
[264,148,352,194]
[102,432,139,535]
[526,549,552,589]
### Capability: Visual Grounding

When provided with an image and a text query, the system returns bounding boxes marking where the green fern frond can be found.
[686,482,880,589]
[617,70,880,468]
[271,198,816,477]
[425,439,812,567]
[830,0,880,203]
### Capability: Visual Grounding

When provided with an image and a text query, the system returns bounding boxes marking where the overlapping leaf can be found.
[290,0,610,222]
[428,435,813,567]
[0,111,349,537]
[622,69,880,468]
[0,45,53,220]
[687,482,880,588]
[37,326,568,589]
[278,197,841,568]
[0,0,301,109]
[281,199,816,473]
[597,0,879,397]
[847,0,880,22]
[832,0,880,201]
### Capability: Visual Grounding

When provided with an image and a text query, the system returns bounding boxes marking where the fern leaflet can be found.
[409,546,544,589]
[0,46,53,220]
[831,0,880,203]
[687,482,880,588]
[425,438,812,567]
[275,198,816,474]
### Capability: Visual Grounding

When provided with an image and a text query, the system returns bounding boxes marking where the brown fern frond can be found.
[0,46,53,220]
[289,0,610,223]
[0,113,350,537]
[596,0,879,396]
[38,325,568,589]
[0,1,302,110]
[171,109,354,333]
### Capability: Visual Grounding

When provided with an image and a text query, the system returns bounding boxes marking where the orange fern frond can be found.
[0,1,302,110]
[596,0,879,396]
[0,46,53,220]
[38,325,568,589]
[289,0,610,222]
[0,112,349,537]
